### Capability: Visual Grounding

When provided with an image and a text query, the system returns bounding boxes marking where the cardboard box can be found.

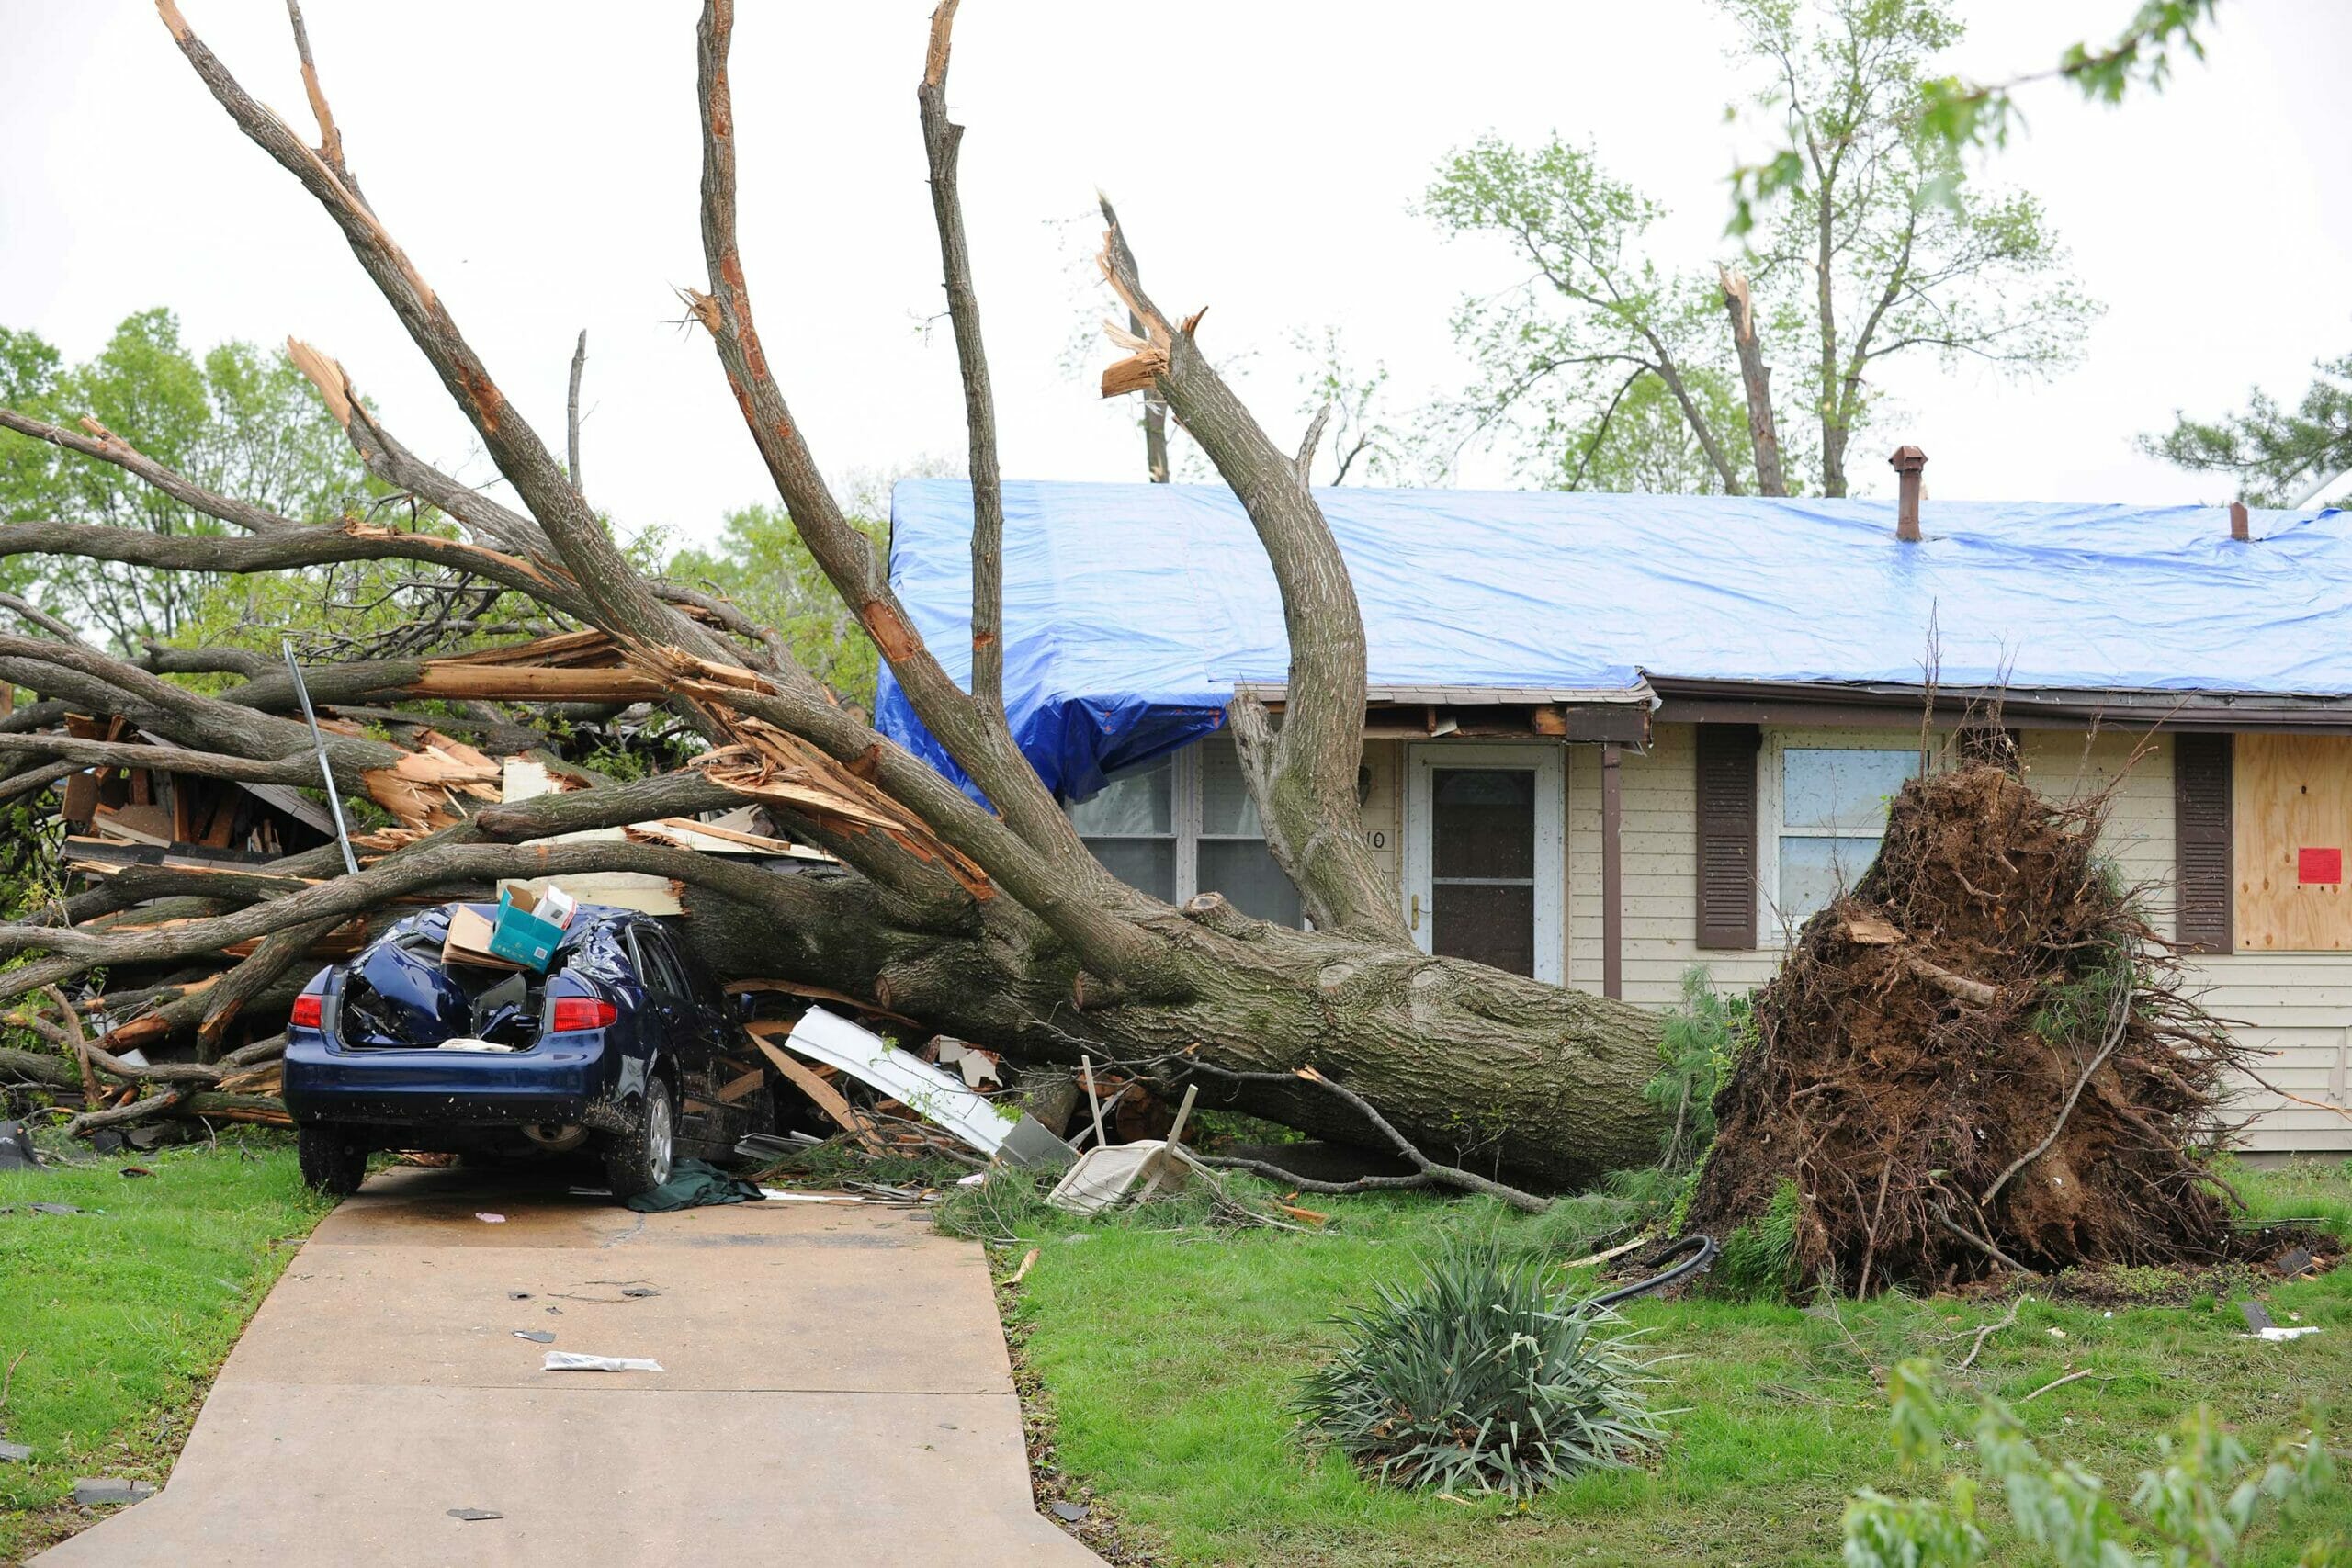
[487,886,567,971]
[442,906,526,972]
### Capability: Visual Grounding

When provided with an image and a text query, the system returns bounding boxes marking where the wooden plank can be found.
[750,1032,887,1153]
[715,1066,766,1105]
[2234,735,2352,952]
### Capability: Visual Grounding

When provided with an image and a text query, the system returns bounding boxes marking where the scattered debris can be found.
[2269,1247,2318,1280]
[0,1441,31,1464]
[512,1330,556,1344]
[758,1190,866,1203]
[1008,1247,1041,1287]
[0,1121,40,1171]
[2240,1300,2277,1334]
[2021,1368,2099,1402]
[507,1291,533,1301]
[542,1351,662,1372]
[1049,1086,1200,1217]
[934,1038,1004,1090]
[622,1159,762,1213]
[1048,1500,1091,1523]
[73,1477,155,1506]
[475,1213,507,1224]
[447,1507,503,1522]
[28,1202,84,1217]
[772,1008,1074,1168]
[619,1287,661,1299]
[119,1165,153,1179]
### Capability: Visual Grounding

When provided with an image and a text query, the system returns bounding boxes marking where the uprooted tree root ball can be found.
[1682,762,2249,1296]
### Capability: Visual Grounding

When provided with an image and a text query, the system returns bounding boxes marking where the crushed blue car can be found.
[282,901,775,1200]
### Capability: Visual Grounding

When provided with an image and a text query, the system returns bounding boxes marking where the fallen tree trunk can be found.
[0,2,1671,1189]
[674,880,1664,1188]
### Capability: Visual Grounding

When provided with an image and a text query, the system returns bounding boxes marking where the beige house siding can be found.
[1358,722,2351,1156]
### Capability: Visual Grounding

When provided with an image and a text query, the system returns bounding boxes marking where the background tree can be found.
[0,310,372,650]
[1428,0,2096,499]
[2143,351,2352,508]
[663,463,956,713]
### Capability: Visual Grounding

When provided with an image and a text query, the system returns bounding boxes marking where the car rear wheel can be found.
[296,1123,370,1196]
[601,1079,676,1200]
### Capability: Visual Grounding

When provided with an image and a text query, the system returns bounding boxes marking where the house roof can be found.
[878,478,2349,801]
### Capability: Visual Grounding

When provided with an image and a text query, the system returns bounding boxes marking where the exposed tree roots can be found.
[1683,764,2249,1295]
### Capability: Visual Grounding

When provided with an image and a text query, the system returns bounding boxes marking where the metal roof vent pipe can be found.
[2231,501,2250,542]
[1890,446,1927,541]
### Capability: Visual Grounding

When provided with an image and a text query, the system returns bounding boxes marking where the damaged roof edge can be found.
[1648,675,2352,731]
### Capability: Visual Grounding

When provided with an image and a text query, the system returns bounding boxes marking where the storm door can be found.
[1404,744,1564,983]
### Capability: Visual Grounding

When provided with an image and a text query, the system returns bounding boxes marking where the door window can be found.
[630,927,689,999]
[1406,743,1564,983]
[1430,769,1538,976]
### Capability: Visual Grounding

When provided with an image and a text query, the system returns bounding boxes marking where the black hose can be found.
[1589,1233,1717,1308]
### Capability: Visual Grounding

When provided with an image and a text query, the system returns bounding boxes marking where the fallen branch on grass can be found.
[1174,1058,1552,1215]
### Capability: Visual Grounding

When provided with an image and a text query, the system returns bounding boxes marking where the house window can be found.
[1068,737,1304,926]
[1765,741,1920,929]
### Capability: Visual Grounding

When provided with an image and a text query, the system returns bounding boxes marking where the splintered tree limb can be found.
[158,2,735,667]
[567,328,588,491]
[915,0,1006,719]
[1718,265,1787,497]
[0,633,403,777]
[283,341,552,559]
[1095,201,1404,942]
[688,0,1106,881]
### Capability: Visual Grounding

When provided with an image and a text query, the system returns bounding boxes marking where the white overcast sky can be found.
[4,2,2346,555]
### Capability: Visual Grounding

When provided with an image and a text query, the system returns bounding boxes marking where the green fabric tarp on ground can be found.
[623,1159,763,1213]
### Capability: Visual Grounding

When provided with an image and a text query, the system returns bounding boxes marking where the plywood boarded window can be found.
[1695,724,1759,949]
[2230,733,2352,952]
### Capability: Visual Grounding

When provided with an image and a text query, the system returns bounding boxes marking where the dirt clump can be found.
[1683,762,2249,1296]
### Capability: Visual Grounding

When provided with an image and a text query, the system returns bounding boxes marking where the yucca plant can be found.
[1295,1235,1669,1497]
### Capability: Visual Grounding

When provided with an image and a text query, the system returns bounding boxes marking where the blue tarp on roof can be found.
[877,479,2348,803]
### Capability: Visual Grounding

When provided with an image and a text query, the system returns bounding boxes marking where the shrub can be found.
[1648,966,1750,1170]
[1844,1359,2335,1567]
[1295,1235,1668,1497]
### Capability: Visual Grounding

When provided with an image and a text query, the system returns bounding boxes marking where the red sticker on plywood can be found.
[2298,847,2342,885]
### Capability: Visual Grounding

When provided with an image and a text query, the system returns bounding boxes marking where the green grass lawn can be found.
[0,1134,331,1562]
[1002,1157,2352,1567]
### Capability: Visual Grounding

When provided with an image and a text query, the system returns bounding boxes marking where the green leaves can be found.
[0,310,374,650]
[2143,353,2352,507]
[1295,1235,1667,1497]
[1843,1358,2334,1568]
[663,491,898,710]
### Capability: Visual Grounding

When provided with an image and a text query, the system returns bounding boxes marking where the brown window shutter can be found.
[1695,724,1760,949]
[2174,732,2233,954]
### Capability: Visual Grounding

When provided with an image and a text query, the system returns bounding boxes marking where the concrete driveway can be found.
[38,1167,1103,1566]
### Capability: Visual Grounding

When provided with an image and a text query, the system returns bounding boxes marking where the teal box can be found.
[488,888,563,971]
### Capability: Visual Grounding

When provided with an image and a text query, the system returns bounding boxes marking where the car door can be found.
[626,924,690,1055]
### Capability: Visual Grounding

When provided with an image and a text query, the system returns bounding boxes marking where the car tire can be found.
[600,1077,677,1200]
[296,1123,370,1196]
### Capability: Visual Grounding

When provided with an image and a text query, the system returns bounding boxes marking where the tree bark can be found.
[1718,265,1787,497]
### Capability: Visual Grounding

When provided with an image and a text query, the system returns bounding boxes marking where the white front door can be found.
[1404,743,1565,983]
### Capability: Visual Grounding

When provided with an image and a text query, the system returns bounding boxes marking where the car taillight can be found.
[550,997,617,1032]
[290,993,323,1029]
